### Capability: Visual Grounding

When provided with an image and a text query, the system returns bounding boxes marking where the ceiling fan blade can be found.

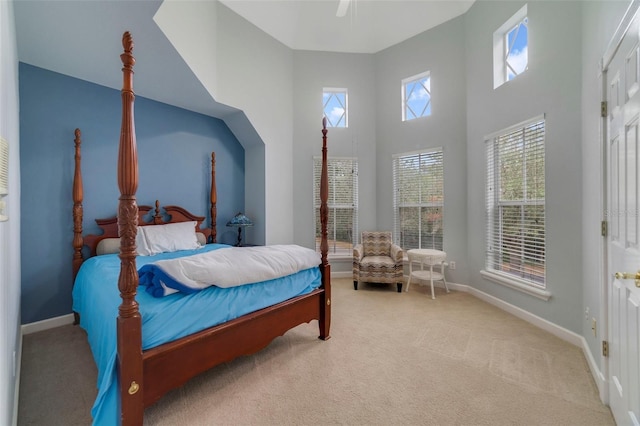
[336,0,351,17]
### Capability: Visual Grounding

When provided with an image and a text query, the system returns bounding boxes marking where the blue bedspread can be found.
[72,243,322,425]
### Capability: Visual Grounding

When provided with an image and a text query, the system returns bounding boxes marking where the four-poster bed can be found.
[72,32,331,425]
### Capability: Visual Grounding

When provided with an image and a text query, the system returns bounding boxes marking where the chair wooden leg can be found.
[353,280,358,290]
[397,283,402,293]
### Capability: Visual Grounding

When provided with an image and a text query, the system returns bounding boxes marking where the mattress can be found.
[72,243,322,425]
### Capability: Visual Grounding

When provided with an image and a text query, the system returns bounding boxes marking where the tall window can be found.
[314,157,358,256]
[323,88,348,128]
[402,72,432,121]
[486,116,545,287]
[393,148,444,250]
[493,4,528,88]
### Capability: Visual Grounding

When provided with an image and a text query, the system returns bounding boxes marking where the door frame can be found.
[601,0,640,406]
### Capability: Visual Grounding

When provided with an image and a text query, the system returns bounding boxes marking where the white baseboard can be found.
[15,313,75,424]
[462,281,606,399]
[580,336,607,402]
[12,333,22,426]
[450,282,607,399]
[21,313,75,335]
[459,283,582,346]
[331,271,353,279]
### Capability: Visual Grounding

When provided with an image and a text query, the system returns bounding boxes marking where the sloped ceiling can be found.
[14,0,236,118]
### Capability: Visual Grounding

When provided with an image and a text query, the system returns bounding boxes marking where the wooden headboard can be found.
[82,201,212,258]
[71,127,217,277]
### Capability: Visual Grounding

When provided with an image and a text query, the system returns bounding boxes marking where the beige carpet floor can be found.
[18,278,614,425]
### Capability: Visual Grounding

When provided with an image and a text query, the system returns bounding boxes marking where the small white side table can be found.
[406,249,449,299]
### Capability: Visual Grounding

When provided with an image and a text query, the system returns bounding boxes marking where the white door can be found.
[607,7,640,425]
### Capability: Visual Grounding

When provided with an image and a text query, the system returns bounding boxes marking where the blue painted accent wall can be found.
[19,63,245,323]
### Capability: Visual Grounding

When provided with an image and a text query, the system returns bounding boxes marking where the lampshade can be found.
[226,212,253,227]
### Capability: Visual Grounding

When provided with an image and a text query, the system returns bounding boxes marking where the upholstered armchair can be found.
[353,231,404,292]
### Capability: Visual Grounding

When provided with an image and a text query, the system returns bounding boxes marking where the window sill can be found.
[480,270,551,301]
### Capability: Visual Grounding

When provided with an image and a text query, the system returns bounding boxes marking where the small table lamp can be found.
[226,212,253,246]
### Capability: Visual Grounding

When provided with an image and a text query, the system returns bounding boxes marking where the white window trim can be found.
[480,270,551,301]
[493,4,527,89]
[313,156,358,259]
[484,113,544,141]
[393,147,444,250]
[484,114,547,299]
[323,87,348,128]
[401,71,431,122]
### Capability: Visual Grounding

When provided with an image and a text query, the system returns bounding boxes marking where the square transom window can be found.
[323,89,348,128]
[402,72,431,121]
[493,4,528,88]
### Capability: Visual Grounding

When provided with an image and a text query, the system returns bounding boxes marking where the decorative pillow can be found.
[140,221,200,255]
[95,233,153,256]
[96,238,121,256]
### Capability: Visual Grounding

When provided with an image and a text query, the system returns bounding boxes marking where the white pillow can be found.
[140,221,200,255]
[95,227,204,256]
[136,228,154,256]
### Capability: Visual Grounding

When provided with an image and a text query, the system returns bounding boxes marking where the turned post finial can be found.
[121,32,135,69]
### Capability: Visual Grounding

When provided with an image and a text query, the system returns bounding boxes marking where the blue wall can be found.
[19,63,245,323]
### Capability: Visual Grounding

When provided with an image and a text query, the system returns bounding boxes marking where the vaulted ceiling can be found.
[219,0,474,53]
[13,0,474,118]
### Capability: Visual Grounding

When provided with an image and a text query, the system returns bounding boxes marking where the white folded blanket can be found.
[138,244,321,297]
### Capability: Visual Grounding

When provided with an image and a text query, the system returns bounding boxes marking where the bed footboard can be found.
[142,289,325,406]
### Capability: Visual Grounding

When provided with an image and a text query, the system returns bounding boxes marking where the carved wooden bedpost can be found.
[210,152,217,243]
[117,31,143,426]
[319,117,331,340]
[72,128,84,281]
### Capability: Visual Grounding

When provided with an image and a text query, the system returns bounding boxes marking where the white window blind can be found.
[0,137,8,196]
[393,148,444,250]
[313,157,358,256]
[486,117,545,286]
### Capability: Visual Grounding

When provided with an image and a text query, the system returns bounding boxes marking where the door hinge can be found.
[602,220,608,237]
[602,340,609,357]
[601,101,608,118]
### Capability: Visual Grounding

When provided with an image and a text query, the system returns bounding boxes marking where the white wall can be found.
[152,1,295,246]
[375,15,469,285]
[465,1,583,332]
[215,4,294,245]
[292,51,377,269]
[581,0,631,384]
[0,0,21,423]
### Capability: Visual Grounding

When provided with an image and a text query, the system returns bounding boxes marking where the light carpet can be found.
[18,278,614,425]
